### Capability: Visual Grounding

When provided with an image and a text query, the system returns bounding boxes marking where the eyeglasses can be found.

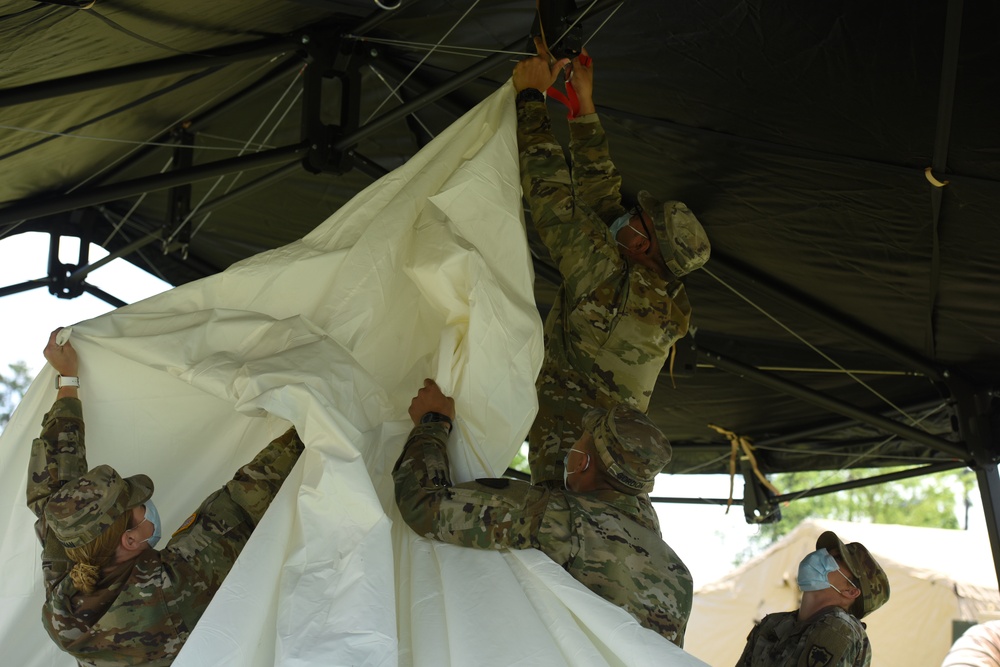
[630,204,653,243]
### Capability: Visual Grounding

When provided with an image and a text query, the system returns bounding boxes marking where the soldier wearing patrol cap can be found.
[27,329,305,665]
[511,37,711,492]
[736,530,891,667]
[393,380,694,646]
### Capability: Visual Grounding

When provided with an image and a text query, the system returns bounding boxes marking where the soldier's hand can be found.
[513,36,571,92]
[569,47,595,115]
[43,328,79,377]
[408,379,456,425]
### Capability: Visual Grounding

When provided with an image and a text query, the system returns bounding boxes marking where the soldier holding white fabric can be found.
[512,38,711,489]
[28,329,304,666]
[393,379,694,645]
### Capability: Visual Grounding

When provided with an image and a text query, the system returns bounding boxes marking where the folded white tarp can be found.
[0,82,707,667]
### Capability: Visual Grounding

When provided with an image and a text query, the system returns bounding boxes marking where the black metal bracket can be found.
[741,458,782,524]
[300,29,370,175]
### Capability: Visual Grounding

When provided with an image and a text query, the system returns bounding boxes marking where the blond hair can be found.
[64,510,130,594]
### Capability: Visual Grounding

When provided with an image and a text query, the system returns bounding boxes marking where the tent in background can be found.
[685,519,1000,666]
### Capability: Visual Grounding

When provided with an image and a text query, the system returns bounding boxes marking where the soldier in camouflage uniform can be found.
[28,329,304,666]
[736,531,891,667]
[512,39,711,489]
[393,379,694,645]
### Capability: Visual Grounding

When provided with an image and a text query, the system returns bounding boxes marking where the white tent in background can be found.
[0,83,707,667]
[684,518,1000,667]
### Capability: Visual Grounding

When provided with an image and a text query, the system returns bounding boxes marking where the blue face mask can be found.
[609,211,634,241]
[797,548,857,593]
[140,499,163,548]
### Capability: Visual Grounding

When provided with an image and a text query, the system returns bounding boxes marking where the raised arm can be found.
[393,380,549,549]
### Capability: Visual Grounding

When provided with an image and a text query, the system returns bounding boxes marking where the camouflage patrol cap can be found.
[817,531,890,619]
[44,465,153,549]
[637,191,710,278]
[581,404,671,495]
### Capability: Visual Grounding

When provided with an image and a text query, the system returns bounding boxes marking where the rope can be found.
[362,0,481,125]
[0,125,258,151]
[702,265,927,430]
[708,423,781,514]
[174,68,305,244]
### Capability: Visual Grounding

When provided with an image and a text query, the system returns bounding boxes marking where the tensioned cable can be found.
[178,68,305,243]
[90,56,289,249]
[368,65,436,140]
[751,402,953,523]
[702,265,927,430]
[548,0,600,50]
[187,88,302,241]
[68,54,286,195]
[351,35,534,59]
[191,132,275,151]
[0,125,257,151]
[581,1,624,47]
[101,157,173,246]
[362,0,481,125]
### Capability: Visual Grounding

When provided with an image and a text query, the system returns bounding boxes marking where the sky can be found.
[0,230,985,588]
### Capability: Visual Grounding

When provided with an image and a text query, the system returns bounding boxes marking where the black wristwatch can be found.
[515,88,545,105]
[420,411,453,433]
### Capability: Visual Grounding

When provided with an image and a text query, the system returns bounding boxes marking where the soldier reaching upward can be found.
[393,379,694,646]
[512,38,711,490]
[28,329,304,665]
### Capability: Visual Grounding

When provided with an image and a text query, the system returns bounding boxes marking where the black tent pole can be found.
[0,38,298,108]
[701,346,967,459]
[0,144,307,226]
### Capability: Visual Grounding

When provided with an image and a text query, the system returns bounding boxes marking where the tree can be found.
[736,467,965,563]
[0,361,31,429]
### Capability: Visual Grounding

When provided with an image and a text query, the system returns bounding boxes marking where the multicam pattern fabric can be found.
[516,100,692,487]
[27,397,304,666]
[393,422,694,646]
[736,607,871,667]
[816,532,890,619]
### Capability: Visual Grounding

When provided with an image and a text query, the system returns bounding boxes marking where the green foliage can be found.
[0,361,32,429]
[509,442,530,475]
[736,467,964,564]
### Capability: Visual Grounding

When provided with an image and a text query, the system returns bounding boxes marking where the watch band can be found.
[420,411,453,432]
[56,375,80,389]
[515,88,545,105]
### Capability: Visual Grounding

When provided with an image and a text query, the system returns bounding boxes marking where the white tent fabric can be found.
[0,82,707,667]
[684,518,1000,667]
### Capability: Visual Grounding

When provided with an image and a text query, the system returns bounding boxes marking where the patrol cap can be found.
[45,465,153,549]
[817,531,890,619]
[581,404,671,495]
[637,190,710,278]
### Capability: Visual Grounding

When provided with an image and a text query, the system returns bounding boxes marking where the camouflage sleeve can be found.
[224,427,304,526]
[568,114,626,223]
[516,100,624,301]
[159,427,305,615]
[393,423,552,550]
[26,397,86,580]
[734,621,761,666]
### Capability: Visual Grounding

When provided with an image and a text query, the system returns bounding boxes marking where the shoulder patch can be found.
[172,512,198,537]
[806,645,834,667]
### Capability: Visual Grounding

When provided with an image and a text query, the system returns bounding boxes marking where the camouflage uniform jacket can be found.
[736,607,871,667]
[27,397,304,666]
[393,423,694,646]
[517,99,692,487]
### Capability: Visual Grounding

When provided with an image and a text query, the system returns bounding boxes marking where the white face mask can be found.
[562,448,590,490]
